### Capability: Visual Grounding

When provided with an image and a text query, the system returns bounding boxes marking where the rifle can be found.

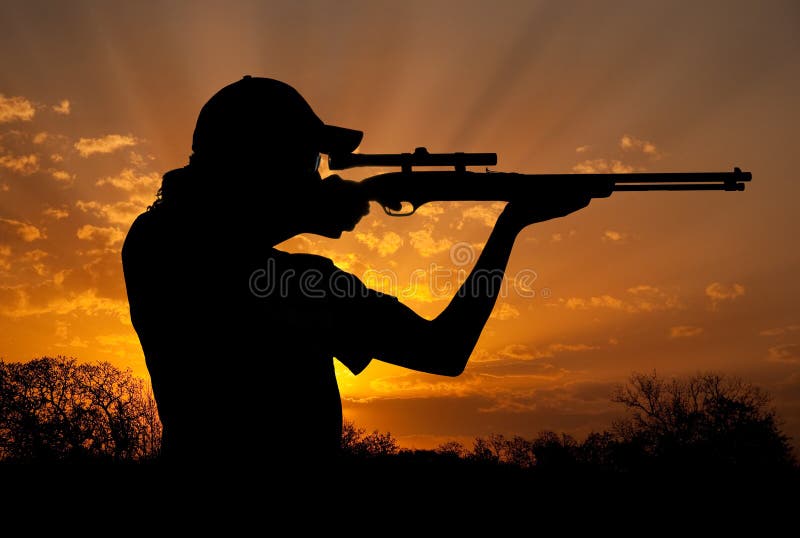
[328,147,751,216]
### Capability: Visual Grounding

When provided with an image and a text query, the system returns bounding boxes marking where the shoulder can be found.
[122,211,154,259]
[122,209,172,264]
[125,209,165,240]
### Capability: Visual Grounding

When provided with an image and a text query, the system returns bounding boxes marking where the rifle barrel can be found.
[615,183,746,191]
[480,171,750,184]
[611,171,751,183]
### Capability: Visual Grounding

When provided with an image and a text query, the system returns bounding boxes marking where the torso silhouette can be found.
[122,202,398,463]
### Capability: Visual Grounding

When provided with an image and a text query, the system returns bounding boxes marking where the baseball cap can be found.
[191,76,363,161]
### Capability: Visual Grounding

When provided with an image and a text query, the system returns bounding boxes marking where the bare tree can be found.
[611,371,794,470]
[0,357,161,462]
[467,437,498,464]
[341,419,399,457]
[435,441,466,459]
[531,431,578,469]
[467,434,536,467]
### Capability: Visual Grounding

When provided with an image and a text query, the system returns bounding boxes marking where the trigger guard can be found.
[382,203,417,217]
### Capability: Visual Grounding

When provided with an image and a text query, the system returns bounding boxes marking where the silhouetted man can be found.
[122,76,590,464]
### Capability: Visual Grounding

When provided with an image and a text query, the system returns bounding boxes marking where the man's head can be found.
[161,76,369,239]
[191,76,362,178]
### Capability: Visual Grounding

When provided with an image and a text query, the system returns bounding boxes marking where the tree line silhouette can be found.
[0,357,160,462]
[418,372,796,474]
[0,356,796,473]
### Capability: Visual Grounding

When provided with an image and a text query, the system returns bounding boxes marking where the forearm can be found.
[427,211,521,372]
[375,195,591,376]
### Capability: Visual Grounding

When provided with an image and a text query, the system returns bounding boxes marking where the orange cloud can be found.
[490,302,520,320]
[21,249,48,262]
[459,203,505,228]
[74,134,137,157]
[767,344,800,364]
[0,154,39,175]
[550,230,577,243]
[67,337,90,348]
[76,200,145,226]
[474,378,617,415]
[368,371,486,398]
[602,230,627,242]
[627,285,681,312]
[50,170,74,182]
[760,325,800,336]
[669,325,704,339]
[0,287,129,322]
[409,227,451,257]
[0,94,35,122]
[76,224,124,246]
[476,342,598,362]
[563,284,680,313]
[705,282,745,308]
[415,205,445,221]
[498,344,538,360]
[572,159,635,174]
[43,207,69,220]
[620,134,660,157]
[52,100,71,115]
[72,169,160,225]
[360,357,569,401]
[354,231,404,256]
[127,152,153,168]
[0,218,45,242]
[54,320,69,339]
[95,168,160,191]
[95,333,142,357]
[565,294,623,310]
[547,343,598,353]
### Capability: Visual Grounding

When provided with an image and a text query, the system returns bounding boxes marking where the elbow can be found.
[440,364,466,378]
[432,350,469,378]
[412,344,468,377]
[425,320,474,377]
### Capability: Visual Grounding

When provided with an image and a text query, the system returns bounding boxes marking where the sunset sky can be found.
[1,0,798,449]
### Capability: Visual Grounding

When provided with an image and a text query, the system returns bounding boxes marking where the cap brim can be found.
[318,124,363,155]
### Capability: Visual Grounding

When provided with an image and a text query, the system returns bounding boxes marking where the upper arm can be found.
[271,253,457,376]
[321,271,452,375]
[345,295,434,371]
